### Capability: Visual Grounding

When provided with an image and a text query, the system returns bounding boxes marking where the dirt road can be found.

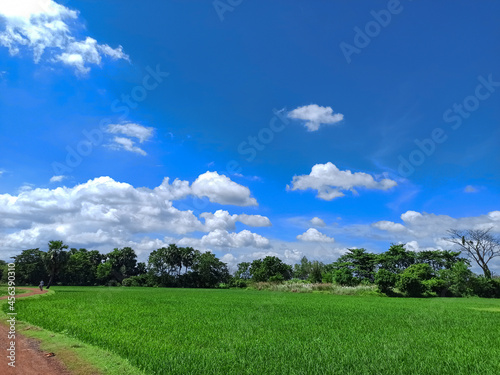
[0,287,71,374]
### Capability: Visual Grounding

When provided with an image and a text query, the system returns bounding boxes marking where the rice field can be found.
[8,287,500,375]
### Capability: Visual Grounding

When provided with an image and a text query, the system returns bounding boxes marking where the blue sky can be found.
[0,0,499,272]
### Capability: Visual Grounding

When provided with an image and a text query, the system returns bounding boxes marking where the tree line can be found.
[1,228,499,298]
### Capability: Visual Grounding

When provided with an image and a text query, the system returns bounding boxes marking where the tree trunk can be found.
[46,274,54,289]
[482,265,492,279]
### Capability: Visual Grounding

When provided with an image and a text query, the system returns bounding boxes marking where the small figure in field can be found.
[39,280,44,291]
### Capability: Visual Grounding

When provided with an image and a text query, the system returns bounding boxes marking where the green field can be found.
[8,287,500,375]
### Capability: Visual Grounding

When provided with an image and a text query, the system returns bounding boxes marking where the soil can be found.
[0,287,71,374]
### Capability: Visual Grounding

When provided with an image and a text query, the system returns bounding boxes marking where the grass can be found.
[7,286,500,375]
[0,288,144,375]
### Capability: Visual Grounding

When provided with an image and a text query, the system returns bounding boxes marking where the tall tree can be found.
[250,256,292,282]
[378,244,416,274]
[336,248,377,282]
[107,247,138,282]
[446,228,500,278]
[191,251,229,288]
[11,249,46,285]
[235,262,251,280]
[44,241,69,289]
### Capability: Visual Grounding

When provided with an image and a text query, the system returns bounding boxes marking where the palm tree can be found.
[44,240,69,289]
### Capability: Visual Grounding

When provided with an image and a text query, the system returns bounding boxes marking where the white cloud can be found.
[0,0,129,75]
[179,229,270,249]
[372,220,408,233]
[310,217,326,227]
[287,162,397,200]
[191,171,257,206]
[200,210,271,232]
[0,173,263,257]
[49,175,66,183]
[288,104,344,131]
[370,210,500,246]
[297,228,334,243]
[464,185,478,193]
[107,123,154,143]
[109,137,147,156]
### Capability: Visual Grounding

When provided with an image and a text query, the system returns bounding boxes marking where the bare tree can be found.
[445,228,500,278]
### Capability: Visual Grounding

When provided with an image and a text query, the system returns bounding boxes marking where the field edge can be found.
[0,290,145,375]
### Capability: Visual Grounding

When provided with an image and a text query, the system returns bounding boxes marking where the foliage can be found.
[396,263,434,297]
[378,244,416,274]
[250,256,292,282]
[10,249,46,285]
[44,240,69,289]
[375,269,397,294]
[335,248,378,282]
[332,268,359,287]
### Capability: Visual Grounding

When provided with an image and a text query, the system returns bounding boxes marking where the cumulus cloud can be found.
[371,210,500,247]
[288,104,343,131]
[287,162,397,200]
[0,173,262,257]
[191,172,257,206]
[310,217,326,227]
[0,0,129,74]
[179,229,270,249]
[49,175,66,183]
[372,220,408,233]
[297,228,334,243]
[200,210,271,232]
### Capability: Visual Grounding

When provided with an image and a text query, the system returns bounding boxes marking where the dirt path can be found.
[0,287,71,374]
[0,287,49,300]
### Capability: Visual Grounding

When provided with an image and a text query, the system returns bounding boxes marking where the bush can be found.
[397,264,433,297]
[231,279,247,288]
[472,277,500,298]
[375,269,397,294]
[269,273,285,283]
[438,261,475,297]
[422,278,448,297]
[121,276,145,287]
[333,268,358,287]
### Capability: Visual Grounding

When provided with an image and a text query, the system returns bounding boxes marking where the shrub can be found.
[231,279,247,288]
[397,263,433,297]
[472,277,500,298]
[333,268,358,287]
[269,273,285,283]
[375,269,397,294]
[422,277,448,297]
